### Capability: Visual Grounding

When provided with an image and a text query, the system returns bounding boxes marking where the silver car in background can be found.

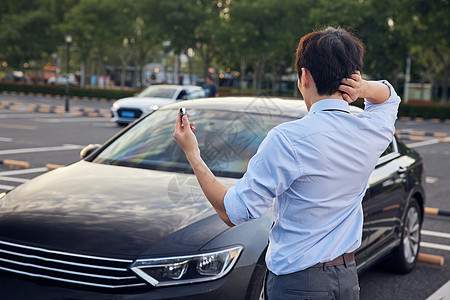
[111,84,205,125]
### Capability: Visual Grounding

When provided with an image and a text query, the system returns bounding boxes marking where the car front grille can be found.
[0,240,147,290]
[117,108,142,119]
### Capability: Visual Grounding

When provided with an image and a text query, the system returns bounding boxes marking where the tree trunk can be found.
[188,56,193,85]
[80,61,86,87]
[271,61,278,96]
[200,45,212,78]
[240,57,246,92]
[252,62,257,94]
[441,55,449,104]
[441,67,448,104]
[433,47,449,104]
[257,56,267,94]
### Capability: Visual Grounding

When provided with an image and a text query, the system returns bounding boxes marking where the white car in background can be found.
[47,74,78,86]
[111,84,205,125]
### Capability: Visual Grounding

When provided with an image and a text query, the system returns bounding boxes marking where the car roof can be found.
[160,96,363,118]
[161,96,309,118]
[145,84,202,90]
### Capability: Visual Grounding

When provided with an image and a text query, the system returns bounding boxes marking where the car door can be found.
[356,193,373,264]
[363,138,410,258]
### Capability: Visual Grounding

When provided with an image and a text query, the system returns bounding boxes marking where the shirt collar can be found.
[309,98,350,115]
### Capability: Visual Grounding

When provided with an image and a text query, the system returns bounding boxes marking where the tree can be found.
[393,0,450,103]
[0,0,64,76]
[62,0,136,86]
[222,0,310,94]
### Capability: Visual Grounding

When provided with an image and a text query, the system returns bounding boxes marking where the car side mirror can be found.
[80,144,102,159]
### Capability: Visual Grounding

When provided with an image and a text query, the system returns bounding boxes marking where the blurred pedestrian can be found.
[204,75,219,97]
[174,27,401,299]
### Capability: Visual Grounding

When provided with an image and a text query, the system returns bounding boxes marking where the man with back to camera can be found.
[173,27,401,299]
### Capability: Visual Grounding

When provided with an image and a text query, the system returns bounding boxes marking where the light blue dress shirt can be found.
[224,81,401,275]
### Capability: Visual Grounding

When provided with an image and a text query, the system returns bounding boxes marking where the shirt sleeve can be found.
[224,127,302,226]
[363,80,401,126]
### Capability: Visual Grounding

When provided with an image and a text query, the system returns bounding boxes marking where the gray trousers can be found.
[266,261,360,300]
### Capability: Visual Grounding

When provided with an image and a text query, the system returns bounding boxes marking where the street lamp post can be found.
[65,34,72,113]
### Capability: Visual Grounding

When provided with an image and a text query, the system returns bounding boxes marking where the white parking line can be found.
[425,176,439,184]
[420,230,450,252]
[426,279,450,300]
[420,242,450,252]
[0,176,29,183]
[37,117,108,123]
[0,137,13,142]
[0,184,15,190]
[0,123,36,130]
[0,168,49,191]
[406,138,440,148]
[0,167,48,176]
[0,113,57,118]
[422,230,450,239]
[0,144,83,156]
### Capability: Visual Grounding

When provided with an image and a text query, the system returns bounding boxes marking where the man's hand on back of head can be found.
[339,71,366,103]
[339,72,391,104]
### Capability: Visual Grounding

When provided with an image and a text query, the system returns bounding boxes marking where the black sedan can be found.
[0,97,425,299]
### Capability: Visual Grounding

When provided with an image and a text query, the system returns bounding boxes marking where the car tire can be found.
[246,255,267,300]
[388,198,422,273]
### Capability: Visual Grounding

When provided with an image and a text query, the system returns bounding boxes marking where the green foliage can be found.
[0,82,136,100]
[398,103,450,120]
[0,0,448,102]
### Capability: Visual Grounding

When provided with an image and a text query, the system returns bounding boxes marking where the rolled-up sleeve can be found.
[224,127,302,226]
[363,80,401,125]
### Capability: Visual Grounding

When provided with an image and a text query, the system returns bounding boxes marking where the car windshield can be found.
[138,86,178,98]
[187,89,205,99]
[93,108,294,177]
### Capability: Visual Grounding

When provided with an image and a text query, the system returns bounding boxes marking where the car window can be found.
[176,90,187,100]
[381,142,393,156]
[187,89,205,99]
[93,109,294,178]
[138,87,177,98]
[376,138,400,166]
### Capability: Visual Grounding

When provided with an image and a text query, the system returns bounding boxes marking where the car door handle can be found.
[397,166,407,174]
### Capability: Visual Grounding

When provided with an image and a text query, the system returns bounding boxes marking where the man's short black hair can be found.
[295,27,364,95]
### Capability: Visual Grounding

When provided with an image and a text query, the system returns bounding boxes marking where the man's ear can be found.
[300,68,310,88]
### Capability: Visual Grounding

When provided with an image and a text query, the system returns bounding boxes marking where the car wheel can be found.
[389,198,422,273]
[246,256,267,300]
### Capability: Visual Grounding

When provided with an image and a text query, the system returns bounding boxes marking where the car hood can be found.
[0,161,234,258]
[114,97,175,109]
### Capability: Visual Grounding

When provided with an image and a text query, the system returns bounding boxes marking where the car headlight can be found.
[130,246,243,287]
[143,104,159,112]
[112,102,120,109]
[0,192,8,206]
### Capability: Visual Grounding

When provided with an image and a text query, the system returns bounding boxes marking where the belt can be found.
[310,252,355,268]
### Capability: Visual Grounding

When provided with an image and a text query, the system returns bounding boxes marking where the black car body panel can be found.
[0,161,235,258]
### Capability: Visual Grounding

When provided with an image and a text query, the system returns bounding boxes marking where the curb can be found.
[0,160,64,171]
[425,207,450,217]
[396,130,450,142]
[417,253,444,266]
[399,116,450,123]
[395,130,447,137]
[1,159,30,169]
[1,90,116,103]
[46,163,64,170]
[0,100,111,118]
